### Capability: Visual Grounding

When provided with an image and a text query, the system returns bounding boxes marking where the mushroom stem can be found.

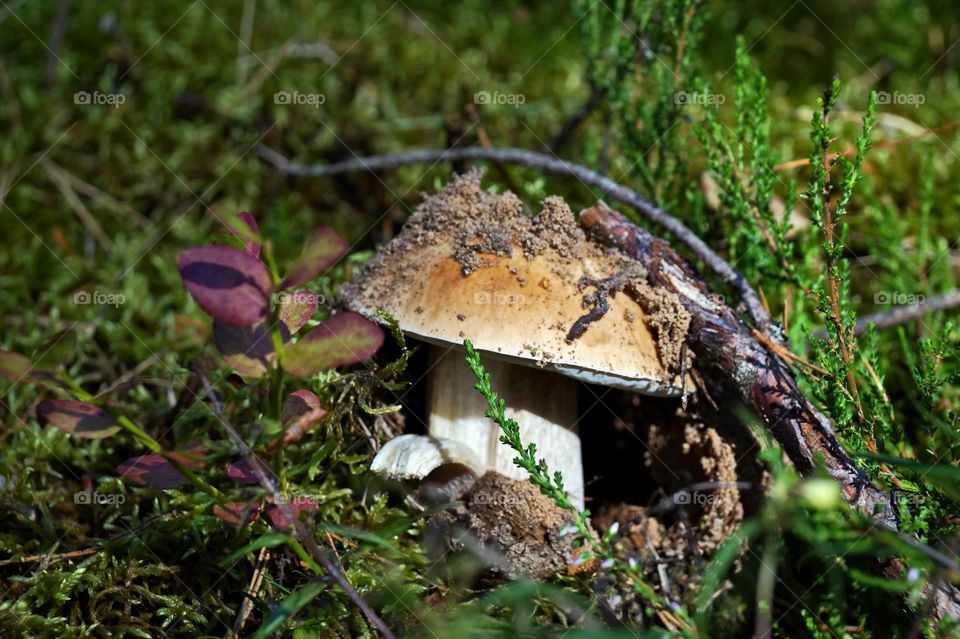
[427,346,584,509]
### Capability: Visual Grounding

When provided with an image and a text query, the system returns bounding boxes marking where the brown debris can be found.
[426,471,587,580]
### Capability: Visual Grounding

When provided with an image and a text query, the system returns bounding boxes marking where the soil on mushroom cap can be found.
[338,169,692,375]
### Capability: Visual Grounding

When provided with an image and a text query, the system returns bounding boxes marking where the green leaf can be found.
[223,532,290,566]
[253,579,328,639]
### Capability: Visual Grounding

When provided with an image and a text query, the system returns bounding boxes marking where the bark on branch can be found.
[579,202,960,625]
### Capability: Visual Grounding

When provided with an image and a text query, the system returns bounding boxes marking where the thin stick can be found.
[42,0,72,89]
[0,509,179,567]
[855,290,960,334]
[196,373,397,639]
[0,547,96,567]
[547,86,607,152]
[229,546,270,639]
[256,144,776,334]
[809,290,960,340]
[43,159,114,250]
[816,93,865,424]
[43,158,151,228]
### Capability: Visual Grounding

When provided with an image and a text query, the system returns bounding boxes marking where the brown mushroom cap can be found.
[340,170,684,396]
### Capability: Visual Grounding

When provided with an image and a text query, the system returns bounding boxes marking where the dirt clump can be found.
[586,398,762,620]
[426,471,588,580]
[627,279,692,375]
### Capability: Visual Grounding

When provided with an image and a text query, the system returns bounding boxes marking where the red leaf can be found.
[280,389,322,425]
[278,227,348,290]
[179,246,272,326]
[264,496,318,528]
[0,350,57,384]
[282,312,384,378]
[278,290,320,333]
[227,457,277,485]
[38,400,120,439]
[116,446,207,488]
[213,500,262,526]
[270,390,326,451]
[213,320,290,378]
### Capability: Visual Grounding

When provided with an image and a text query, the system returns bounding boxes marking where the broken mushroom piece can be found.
[370,434,484,506]
[342,170,688,510]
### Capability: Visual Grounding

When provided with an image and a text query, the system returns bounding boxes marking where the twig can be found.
[855,290,960,335]
[256,144,776,334]
[42,158,114,250]
[547,86,607,152]
[94,349,168,398]
[0,547,96,567]
[229,546,270,639]
[0,509,179,567]
[42,0,72,89]
[43,158,151,228]
[809,291,960,341]
[816,89,865,424]
[195,372,397,639]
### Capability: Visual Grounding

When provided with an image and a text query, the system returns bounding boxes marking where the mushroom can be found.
[370,433,484,506]
[342,171,686,510]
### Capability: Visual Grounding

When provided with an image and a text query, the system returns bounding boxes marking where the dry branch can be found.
[579,203,960,624]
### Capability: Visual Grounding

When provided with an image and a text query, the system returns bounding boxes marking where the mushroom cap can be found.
[340,171,685,396]
[370,433,483,480]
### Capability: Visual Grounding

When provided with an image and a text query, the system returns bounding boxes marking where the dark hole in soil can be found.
[579,384,681,509]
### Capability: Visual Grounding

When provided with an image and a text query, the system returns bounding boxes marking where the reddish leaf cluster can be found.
[178,212,384,378]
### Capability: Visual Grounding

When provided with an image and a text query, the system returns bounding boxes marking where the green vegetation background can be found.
[1,1,958,637]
